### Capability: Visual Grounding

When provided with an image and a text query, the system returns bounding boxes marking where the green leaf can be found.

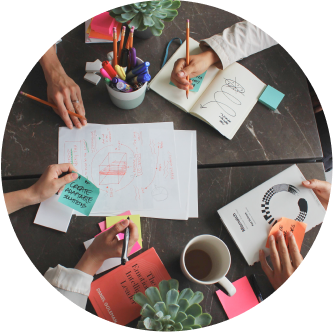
[109,11,117,19]
[152,320,163,331]
[152,9,167,19]
[188,292,204,305]
[169,1,181,10]
[134,293,154,307]
[143,14,155,27]
[121,5,133,12]
[166,289,179,306]
[164,9,178,18]
[137,21,148,31]
[128,12,143,28]
[174,322,183,331]
[158,280,170,303]
[169,279,179,291]
[162,16,176,22]
[141,304,156,319]
[131,3,142,10]
[179,289,194,302]
[151,15,164,30]
[154,302,167,315]
[121,11,138,20]
[165,324,175,331]
[178,298,190,312]
[182,328,192,331]
[154,311,164,321]
[167,304,180,320]
[182,315,196,327]
[137,320,146,329]
[161,0,173,9]
[143,317,153,329]
[146,287,162,305]
[185,304,202,318]
[174,311,187,323]
[191,325,202,329]
[195,313,212,327]
[114,15,129,23]
[111,7,124,15]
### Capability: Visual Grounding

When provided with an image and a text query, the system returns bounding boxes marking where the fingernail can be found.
[269,235,275,241]
[121,219,129,226]
[303,180,310,185]
[277,231,283,238]
[259,249,263,255]
[72,172,78,179]
[178,71,185,78]
[288,231,294,238]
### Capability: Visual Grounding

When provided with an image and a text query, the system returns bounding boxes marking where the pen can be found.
[186,19,190,99]
[120,48,129,69]
[100,68,112,80]
[129,47,137,68]
[20,92,87,121]
[112,77,127,85]
[126,62,150,80]
[113,27,118,67]
[248,274,263,303]
[121,217,130,265]
[127,73,151,85]
[102,61,117,79]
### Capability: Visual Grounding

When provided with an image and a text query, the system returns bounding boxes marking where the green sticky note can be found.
[169,70,207,93]
[58,172,100,216]
[258,85,285,110]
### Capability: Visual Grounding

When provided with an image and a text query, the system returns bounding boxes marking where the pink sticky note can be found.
[216,277,259,319]
[98,211,131,233]
[116,232,142,255]
[91,12,117,36]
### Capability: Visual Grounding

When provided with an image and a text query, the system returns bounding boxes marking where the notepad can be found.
[216,277,259,319]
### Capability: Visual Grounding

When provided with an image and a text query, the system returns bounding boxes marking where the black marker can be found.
[121,217,130,265]
[248,274,263,303]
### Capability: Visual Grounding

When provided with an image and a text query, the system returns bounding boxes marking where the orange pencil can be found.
[113,27,118,67]
[20,91,87,121]
[186,19,190,99]
[118,26,126,62]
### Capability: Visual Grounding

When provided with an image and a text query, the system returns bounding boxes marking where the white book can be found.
[149,38,267,140]
[217,165,326,265]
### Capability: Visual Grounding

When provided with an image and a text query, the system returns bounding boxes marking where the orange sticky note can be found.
[266,217,307,251]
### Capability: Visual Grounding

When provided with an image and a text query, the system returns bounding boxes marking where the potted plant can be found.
[133,279,212,330]
[109,1,181,39]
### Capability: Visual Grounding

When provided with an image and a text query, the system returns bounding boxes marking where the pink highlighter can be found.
[100,68,112,80]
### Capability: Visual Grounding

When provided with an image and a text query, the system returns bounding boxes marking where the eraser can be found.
[84,72,101,85]
[85,59,102,73]
[258,85,285,110]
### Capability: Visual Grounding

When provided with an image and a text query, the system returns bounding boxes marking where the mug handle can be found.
[218,277,236,296]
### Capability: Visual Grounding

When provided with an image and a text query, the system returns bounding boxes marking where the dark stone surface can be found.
[2,162,326,326]
[1,2,322,177]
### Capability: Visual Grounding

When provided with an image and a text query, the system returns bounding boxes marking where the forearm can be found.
[75,250,104,276]
[4,188,36,214]
[40,45,66,82]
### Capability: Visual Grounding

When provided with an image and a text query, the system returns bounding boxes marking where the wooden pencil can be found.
[186,19,190,99]
[118,26,126,62]
[20,92,87,120]
[113,27,118,67]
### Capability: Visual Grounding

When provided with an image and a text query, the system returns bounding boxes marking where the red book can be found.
[89,248,171,325]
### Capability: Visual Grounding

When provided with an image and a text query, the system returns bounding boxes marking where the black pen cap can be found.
[120,48,129,67]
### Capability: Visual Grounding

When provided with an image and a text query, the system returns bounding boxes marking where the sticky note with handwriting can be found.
[58,172,100,216]
[169,70,207,93]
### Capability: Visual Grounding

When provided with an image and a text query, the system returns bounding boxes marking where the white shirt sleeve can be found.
[200,21,277,69]
[44,265,94,309]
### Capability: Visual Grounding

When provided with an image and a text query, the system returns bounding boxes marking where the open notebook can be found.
[149,38,267,140]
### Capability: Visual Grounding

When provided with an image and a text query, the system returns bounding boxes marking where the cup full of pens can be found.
[101,26,151,110]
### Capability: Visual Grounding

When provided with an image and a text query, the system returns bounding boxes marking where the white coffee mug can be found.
[180,235,236,296]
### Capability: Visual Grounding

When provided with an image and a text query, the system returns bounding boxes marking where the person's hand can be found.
[171,49,220,90]
[75,219,139,275]
[259,231,303,290]
[46,69,86,129]
[302,179,331,210]
[28,163,78,205]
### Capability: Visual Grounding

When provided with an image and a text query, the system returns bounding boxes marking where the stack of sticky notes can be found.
[258,85,285,110]
[84,212,142,275]
[85,12,122,43]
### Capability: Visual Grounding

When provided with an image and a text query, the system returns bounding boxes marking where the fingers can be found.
[52,92,73,129]
[287,232,303,268]
[302,179,331,192]
[276,231,293,271]
[106,219,130,239]
[63,89,82,129]
[127,219,139,248]
[171,58,194,90]
[55,172,78,189]
[259,249,273,279]
[54,163,78,174]
[268,234,281,273]
[75,88,87,126]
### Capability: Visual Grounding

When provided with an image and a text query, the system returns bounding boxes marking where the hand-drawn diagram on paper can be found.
[59,123,180,212]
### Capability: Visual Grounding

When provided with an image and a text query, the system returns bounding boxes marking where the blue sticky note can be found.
[258,85,285,110]
[169,71,207,93]
[58,172,100,216]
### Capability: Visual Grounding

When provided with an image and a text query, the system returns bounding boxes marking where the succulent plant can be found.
[109,1,181,36]
[133,279,212,330]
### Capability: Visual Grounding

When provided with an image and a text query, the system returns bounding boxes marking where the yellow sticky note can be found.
[106,215,142,247]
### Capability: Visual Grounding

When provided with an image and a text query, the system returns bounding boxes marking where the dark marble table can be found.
[3,162,325,326]
[2,2,322,177]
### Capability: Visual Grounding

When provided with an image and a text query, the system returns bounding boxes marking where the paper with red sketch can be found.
[89,248,171,325]
[58,123,180,214]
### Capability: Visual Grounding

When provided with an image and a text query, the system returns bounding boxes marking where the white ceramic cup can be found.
[180,235,236,296]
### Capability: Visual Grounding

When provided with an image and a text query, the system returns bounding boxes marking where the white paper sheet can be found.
[33,195,73,232]
[188,131,198,218]
[59,122,180,213]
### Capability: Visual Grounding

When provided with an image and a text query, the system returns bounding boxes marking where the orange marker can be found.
[113,27,118,67]
[118,26,126,62]
[186,19,190,99]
